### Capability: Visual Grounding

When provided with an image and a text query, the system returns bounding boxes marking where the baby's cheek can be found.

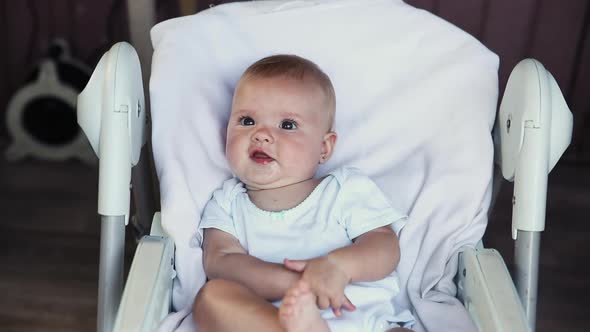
[286,140,320,169]
[285,140,308,157]
[225,137,242,167]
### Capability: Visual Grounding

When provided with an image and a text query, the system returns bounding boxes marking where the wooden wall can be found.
[0,0,176,140]
[0,0,128,142]
[1,0,589,158]
[406,0,590,159]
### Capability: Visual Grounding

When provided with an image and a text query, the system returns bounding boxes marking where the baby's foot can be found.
[279,280,329,332]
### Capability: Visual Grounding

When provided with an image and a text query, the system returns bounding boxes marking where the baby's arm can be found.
[284,224,397,314]
[328,225,400,283]
[202,228,300,301]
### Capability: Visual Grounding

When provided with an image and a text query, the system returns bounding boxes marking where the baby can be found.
[192,54,413,332]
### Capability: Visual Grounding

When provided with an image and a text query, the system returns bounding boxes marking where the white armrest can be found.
[457,247,530,332]
[493,59,573,329]
[113,234,175,332]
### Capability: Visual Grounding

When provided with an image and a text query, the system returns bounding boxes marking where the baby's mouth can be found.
[250,150,274,164]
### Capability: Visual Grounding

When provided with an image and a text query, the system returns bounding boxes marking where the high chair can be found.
[77,1,573,331]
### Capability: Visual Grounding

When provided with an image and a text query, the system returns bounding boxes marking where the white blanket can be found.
[150,1,499,331]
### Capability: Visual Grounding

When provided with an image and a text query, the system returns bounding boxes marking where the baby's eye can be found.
[280,119,297,130]
[239,116,255,126]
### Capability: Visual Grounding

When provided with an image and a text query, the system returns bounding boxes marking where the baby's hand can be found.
[284,257,356,317]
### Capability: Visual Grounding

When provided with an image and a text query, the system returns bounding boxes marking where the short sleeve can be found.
[197,178,244,242]
[335,168,407,240]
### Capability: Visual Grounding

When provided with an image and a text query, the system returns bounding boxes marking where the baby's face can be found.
[226,76,335,190]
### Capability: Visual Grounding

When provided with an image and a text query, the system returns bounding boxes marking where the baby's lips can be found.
[252,151,271,159]
[250,149,275,161]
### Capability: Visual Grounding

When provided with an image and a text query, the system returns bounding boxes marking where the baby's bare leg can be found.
[279,280,329,332]
[193,279,283,332]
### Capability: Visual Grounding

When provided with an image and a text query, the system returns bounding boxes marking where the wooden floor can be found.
[0,159,136,331]
[0,157,588,331]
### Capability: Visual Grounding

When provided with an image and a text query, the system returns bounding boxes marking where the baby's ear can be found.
[320,131,337,164]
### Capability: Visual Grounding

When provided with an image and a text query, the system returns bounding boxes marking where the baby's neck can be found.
[247,178,323,212]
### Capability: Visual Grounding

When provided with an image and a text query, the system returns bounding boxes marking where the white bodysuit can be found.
[199,167,414,331]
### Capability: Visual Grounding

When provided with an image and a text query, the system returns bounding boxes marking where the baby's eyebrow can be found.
[233,109,256,116]
[279,112,303,121]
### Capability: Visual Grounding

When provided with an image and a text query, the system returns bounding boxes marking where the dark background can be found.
[0,0,588,331]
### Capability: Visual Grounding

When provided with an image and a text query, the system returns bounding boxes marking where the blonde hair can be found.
[240,54,336,129]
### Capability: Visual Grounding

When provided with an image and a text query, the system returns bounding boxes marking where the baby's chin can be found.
[236,173,275,191]
[236,168,316,191]
[242,177,315,192]
[242,181,281,191]
[237,169,283,190]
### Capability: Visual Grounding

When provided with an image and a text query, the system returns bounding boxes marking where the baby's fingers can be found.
[332,307,342,317]
[330,298,344,317]
[342,296,356,312]
[317,295,330,310]
[331,295,354,316]
[283,258,308,272]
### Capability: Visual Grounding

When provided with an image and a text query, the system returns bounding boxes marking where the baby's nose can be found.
[252,128,274,143]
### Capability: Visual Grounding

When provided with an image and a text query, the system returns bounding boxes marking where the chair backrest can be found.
[150,0,498,329]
